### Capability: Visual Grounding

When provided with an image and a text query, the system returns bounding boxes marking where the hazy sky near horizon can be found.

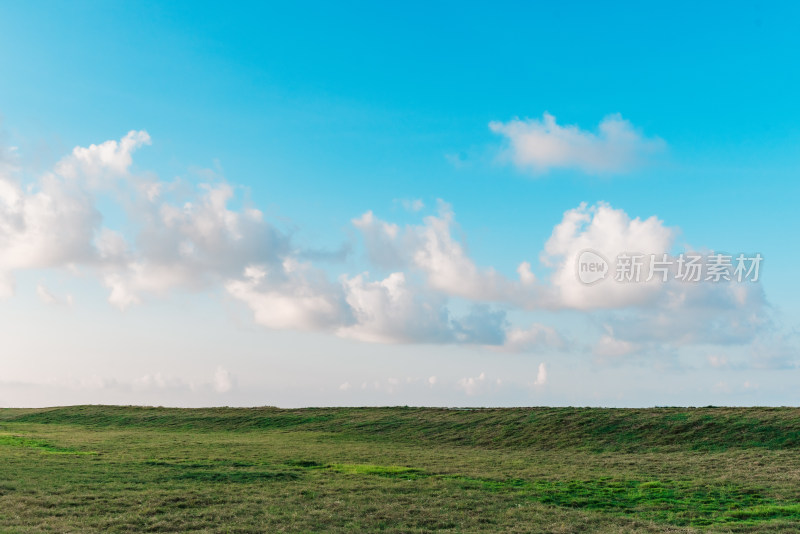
[1,1,799,407]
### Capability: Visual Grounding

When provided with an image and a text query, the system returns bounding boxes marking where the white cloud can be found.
[353,201,523,302]
[490,113,664,174]
[225,260,345,331]
[533,363,547,386]
[501,324,564,353]
[102,181,289,309]
[540,202,771,355]
[411,202,511,300]
[1,131,263,306]
[337,271,453,344]
[0,128,778,364]
[542,202,675,310]
[55,130,151,182]
[228,266,513,346]
[0,132,292,310]
[213,366,233,393]
[0,171,100,288]
[517,261,536,285]
[457,371,486,395]
[352,210,404,269]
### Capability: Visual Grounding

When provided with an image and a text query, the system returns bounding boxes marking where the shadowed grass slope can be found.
[3,405,800,452]
[3,406,800,531]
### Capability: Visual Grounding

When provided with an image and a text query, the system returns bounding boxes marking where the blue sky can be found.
[0,2,798,407]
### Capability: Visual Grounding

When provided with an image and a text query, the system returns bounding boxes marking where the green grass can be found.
[1,406,800,532]
[5,405,800,451]
[0,433,97,455]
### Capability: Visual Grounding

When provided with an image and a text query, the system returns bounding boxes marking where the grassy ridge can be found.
[3,406,800,532]
[4,405,800,451]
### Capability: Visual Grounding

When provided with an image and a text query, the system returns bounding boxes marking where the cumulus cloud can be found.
[0,127,778,362]
[337,272,453,343]
[103,182,289,309]
[353,202,526,302]
[351,210,405,269]
[410,204,511,300]
[225,261,345,331]
[490,113,664,174]
[540,202,770,354]
[0,172,100,297]
[55,130,151,182]
[350,198,766,359]
[41,136,532,347]
[0,131,293,311]
[542,201,675,310]
[517,261,536,285]
[227,266,517,347]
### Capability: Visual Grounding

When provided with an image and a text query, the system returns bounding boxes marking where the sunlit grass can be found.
[2,406,800,532]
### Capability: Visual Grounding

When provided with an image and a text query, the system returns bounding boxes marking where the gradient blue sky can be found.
[0,1,798,407]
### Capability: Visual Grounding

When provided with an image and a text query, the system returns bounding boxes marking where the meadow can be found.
[1,405,800,532]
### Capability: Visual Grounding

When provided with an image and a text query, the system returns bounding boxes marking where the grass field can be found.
[2,406,800,532]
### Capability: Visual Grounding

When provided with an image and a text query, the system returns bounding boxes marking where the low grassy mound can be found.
[3,405,800,452]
